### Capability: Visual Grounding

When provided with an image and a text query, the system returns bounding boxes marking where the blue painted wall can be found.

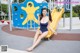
[12,0,48,29]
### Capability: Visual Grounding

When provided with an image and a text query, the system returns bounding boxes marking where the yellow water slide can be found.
[38,8,64,39]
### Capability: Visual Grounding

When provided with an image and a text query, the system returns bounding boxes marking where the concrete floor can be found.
[0,25,80,53]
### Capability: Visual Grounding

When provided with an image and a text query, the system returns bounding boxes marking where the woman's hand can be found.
[51,29,57,35]
[54,32,57,35]
[48,26,57,35]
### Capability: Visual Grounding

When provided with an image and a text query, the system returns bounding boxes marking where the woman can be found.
[27,8,57,52]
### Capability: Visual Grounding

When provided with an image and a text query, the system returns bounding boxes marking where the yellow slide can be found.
[38,8,64,39]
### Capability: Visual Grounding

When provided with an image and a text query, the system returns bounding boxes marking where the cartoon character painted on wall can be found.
[12,0,48,29]
[21,1,39,28]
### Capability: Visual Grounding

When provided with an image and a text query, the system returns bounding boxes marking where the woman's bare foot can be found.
[26,47,33,52]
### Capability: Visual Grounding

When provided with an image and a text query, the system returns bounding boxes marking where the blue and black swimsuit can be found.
[40,22,48,33]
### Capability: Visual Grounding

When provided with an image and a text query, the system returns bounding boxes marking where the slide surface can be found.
[38,8,64,38]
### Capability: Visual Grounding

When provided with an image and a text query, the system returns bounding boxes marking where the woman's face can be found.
[42,9,47,16]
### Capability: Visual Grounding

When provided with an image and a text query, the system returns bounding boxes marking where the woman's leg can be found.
[27,31,48,51]
[33,29,42,44]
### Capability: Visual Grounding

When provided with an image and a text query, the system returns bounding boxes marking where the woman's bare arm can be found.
[47,21,57,35]
[38,15,40,25]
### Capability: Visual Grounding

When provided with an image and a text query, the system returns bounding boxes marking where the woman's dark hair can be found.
[40,8,52,22]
